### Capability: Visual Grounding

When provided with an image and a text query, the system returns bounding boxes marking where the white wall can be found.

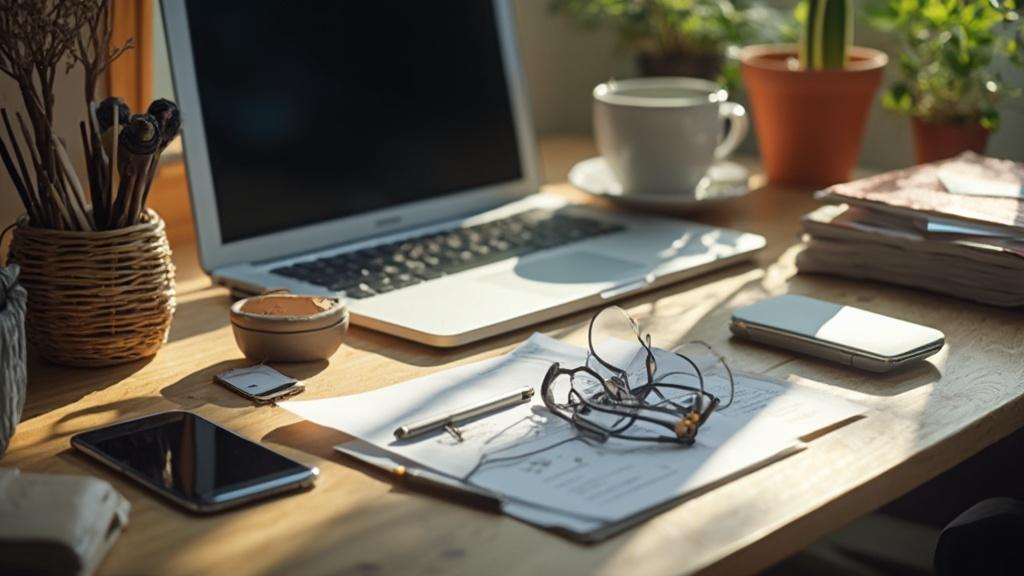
[152,2,174,102]
[513,0,637,135]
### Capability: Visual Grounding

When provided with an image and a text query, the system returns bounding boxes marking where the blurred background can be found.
[4,0,1023,228]
[150,1,1024,172]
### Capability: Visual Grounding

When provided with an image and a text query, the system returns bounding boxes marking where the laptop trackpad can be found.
[504,250,648,285]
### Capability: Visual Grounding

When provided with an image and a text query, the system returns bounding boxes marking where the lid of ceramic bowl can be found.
[230,294,348,333]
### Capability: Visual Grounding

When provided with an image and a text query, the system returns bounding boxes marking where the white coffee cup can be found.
[593,77,748,195]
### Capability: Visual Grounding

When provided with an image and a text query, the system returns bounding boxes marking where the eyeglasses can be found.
[540,306,734,445]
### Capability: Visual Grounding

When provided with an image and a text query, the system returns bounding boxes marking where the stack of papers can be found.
[281,334,865,540]
[799,153,1024,307]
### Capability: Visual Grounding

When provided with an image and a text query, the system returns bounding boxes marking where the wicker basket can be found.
[8,209,176,367]
[0,264,27,455]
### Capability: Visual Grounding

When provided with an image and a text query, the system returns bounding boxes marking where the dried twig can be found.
[0,1,179,232]
[0,0,129,230]
[68,0,133,104]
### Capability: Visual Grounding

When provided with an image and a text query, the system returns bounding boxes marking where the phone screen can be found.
[73,411,314,509]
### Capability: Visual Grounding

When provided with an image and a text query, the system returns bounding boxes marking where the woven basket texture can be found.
[9,209,176,367]
[0,264,27,455]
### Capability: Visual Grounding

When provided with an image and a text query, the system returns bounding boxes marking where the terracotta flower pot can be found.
[740,44,887,187]
[911,118,990,164]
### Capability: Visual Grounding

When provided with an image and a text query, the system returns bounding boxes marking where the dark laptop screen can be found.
[182,1,523,243]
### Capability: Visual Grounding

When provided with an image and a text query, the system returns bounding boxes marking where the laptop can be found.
[162,0,765,347]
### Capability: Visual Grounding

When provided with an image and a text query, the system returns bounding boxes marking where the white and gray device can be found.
[730,295,945,372]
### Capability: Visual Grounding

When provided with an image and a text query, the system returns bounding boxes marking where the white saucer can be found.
[568,156,750,209]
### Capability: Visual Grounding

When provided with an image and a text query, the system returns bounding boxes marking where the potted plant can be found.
[0,0,180,367]
[868,0,1023,163]
[740,0,888,186]
[550,0,788,85]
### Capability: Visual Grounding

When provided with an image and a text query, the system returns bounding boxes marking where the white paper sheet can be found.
[336,439,607,534]
[939,168,1024,200]
[282,334,865,533]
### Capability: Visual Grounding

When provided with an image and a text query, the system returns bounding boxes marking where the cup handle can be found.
[714,102,749,161]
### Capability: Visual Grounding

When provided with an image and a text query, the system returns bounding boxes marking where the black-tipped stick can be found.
[13,111,64,229]
[1,108,39,224]
[136,99,181,221]
[88,101,112,227]
[39,172,73,230]
[12,112,51,224]
[0,132,33,222]
[138,154,160,222]
[111,160,134,228]
[127,154,156,225]
[51,134,93,231]
[80,120,105,229]
[113,114,160,227]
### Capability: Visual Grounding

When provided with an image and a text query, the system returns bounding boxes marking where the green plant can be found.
[552,0,785,56]
[799,0,853,69]
[549,0,789,85]
[868,0,1024,129]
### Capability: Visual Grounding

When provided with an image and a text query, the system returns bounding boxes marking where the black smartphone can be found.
[72,411,318,513]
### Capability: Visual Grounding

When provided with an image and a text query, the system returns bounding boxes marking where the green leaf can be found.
[922,0,949,24]
[956,24,970,64]
[794,0,809,24]
[899,0,921,15]
[864,3,899,28]
[882,84,914,112]
[979,108,999,130]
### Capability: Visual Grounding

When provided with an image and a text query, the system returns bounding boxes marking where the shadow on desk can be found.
[166,289,233,344]
[633,254,945,398]
[22,355,152,421]
[741,342,943,398]
[161,359,329,409]
[342,326,498,368]
[343,257,764,369]
[264,420,355,463]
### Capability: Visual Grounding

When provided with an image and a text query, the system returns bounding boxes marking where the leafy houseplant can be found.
[0,0,180,366]
[868,0,1024,163]
[740,0,888,186]
[550,0,787,84]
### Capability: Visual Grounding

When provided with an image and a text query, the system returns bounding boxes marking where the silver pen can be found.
[393,386,535,441]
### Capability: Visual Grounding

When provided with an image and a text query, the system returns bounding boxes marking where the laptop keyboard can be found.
[270,209,625,299]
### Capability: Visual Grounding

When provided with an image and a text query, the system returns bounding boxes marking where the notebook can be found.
[818,152,1024,235]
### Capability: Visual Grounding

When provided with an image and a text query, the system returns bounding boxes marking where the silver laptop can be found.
[162,0,765,347]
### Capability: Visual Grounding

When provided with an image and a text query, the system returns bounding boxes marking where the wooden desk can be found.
[5,137,1024,575]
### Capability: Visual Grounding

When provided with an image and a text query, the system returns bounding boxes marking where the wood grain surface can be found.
[4,137,1023,576]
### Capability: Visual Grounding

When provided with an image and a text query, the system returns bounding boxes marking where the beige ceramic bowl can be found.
[230,294,348,362]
